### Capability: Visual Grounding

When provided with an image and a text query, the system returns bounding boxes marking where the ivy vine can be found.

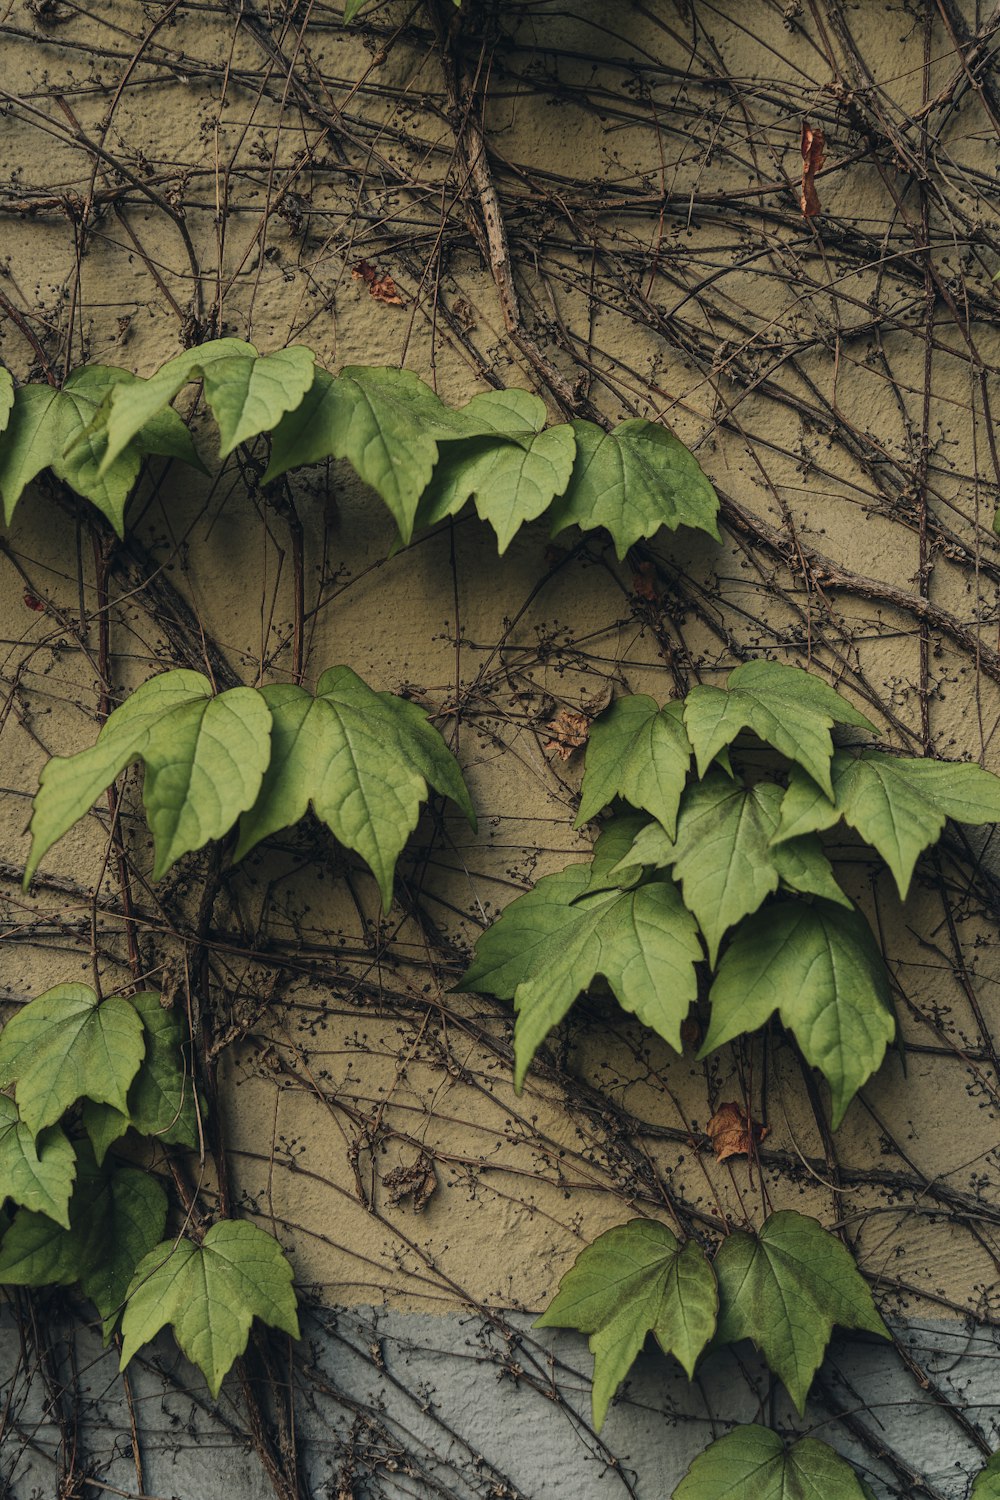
[1,345,999,1496]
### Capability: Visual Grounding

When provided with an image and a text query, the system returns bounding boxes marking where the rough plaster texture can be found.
[2,1,1000,1496]
[4,1309,1000,1498]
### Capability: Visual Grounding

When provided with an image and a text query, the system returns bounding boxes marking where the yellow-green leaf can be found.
[120,1219,300,1397]
[536,1218,717,1428]
[26,669,273,885]
[0,983,145,1136]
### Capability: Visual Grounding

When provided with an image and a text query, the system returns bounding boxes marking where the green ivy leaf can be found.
[83,991,199,1162]
[683,661,876,798]
[264,366,456,540]
[460,824,702,1088]
[653,773,848,964]
[0,1096,76,1227]
[672,1425,873,1500]
[54,365,203,535]
[0,983,145,1136]
[548,418,721,558]
[972,1452,1000,1496]
[775,749,1000,900]
[233,667,474,910]
[120,1219,300,1397]
[535,1218,717,1429]
[199,345,316,459]
[0,367,14,432]
[0,1147,167,1335]
[82,1100,131,1167]
[576,696,691,836]
[714,1210,888,1413]
[26,669,273,885]
[99,337,255,468]
[414,422,576,553]
[0,384,62,522]
[700,900,895,1127]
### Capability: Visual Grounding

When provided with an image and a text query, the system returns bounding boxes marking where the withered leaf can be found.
[383,1154,437,1211]
[632,561,659,601]
[352,259,405,307]
[707,1101,769,1162]
[542,710,591,760]
[800,122,825,217]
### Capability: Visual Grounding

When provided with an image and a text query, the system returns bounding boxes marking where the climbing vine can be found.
[3,2,1000,1496]
[2,343,1000,1493]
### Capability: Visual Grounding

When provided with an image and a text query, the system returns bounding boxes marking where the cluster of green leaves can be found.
[537,1210,887,1433]
[462,658,1000,1125]
[0,981,296,1393]
[0,343,720,557]
[25,664,475,910]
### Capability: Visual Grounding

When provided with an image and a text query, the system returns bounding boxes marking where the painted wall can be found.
[2,2,1000,1496]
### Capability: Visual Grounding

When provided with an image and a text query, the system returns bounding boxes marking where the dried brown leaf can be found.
[352,259,405,306]
[383,1154,437,1211]
[707,1101,769,1162]
[542,710,591,760]
[632,561,659,601]
[800,122,825,217]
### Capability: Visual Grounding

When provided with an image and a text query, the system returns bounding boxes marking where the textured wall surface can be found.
[2,2,1000,1497]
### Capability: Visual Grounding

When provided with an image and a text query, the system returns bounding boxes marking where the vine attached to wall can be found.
[2,344,999,1496]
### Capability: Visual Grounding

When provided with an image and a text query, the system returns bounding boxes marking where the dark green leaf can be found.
[83,991,199,1161]
[0,1096,75,1227]
[672,1425,873,1500]
[714,1210,888,1413]
[0,1147,167,1335]
[700,900,895,1127]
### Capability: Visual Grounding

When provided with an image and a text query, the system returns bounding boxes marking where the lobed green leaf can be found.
[26,670,273,885]
[775,749,1000,900]
[460,821,702,1088]
[536,1218,717,1429]
[576,696,691,836]
[0,983,145,1136]
[233,666,474,910]
[714,1210,888,1414]
[0,1096,76,1227]
[0,1145,167,1336]
[684,660,876,798]
[548,418,721,558]
[672,1425,874,1500]
[700,899,895,1127]
[120,1219,300,1396]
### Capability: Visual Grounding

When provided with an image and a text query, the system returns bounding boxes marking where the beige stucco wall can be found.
[3,2,1000,1493]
